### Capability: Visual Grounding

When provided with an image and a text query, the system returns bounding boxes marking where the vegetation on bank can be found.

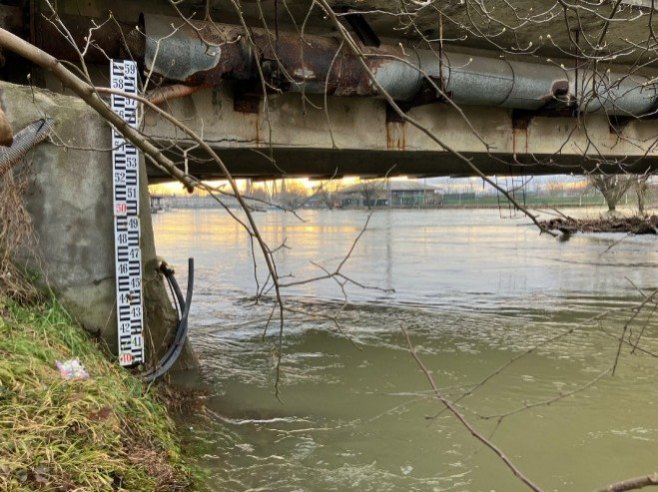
[0,298,192,491]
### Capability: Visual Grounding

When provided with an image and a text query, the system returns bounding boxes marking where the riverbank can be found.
[0,298,193,491]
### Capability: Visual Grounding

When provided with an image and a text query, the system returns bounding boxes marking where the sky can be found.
[149,175,590,196]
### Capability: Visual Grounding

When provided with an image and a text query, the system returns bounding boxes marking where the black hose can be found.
[163,261,186,312]
[142,258,194,382]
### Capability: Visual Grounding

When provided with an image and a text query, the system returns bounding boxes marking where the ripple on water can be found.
[156,209,658,491]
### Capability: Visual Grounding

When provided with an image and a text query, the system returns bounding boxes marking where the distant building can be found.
[338,180,442,209]
[149,195,165,214]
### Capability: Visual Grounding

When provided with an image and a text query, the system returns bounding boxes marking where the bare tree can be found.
[313,180,342,210]
[359,180,381,210]
[635,175,651,216]
[588,174,636,212]
[276,180,309,209]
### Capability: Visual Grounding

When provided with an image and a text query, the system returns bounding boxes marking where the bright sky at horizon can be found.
[149,174,592,196]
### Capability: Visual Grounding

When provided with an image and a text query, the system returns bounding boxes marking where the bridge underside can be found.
[144,84,658,182]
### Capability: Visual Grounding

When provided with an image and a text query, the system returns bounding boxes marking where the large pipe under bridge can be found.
[14,11,658,179]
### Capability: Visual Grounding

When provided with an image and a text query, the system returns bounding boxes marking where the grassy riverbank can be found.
[0,298,192,491]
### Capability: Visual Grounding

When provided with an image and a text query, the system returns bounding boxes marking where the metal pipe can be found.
[0,119,53,177]
[143,14,658,116]
[143,14,563,106]
[33,14,144,64]
[142,14,658,117]
[13,11,655,117]
[569,70,658,116]
[439,51,570,110]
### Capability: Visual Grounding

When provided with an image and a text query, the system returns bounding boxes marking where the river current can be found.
[153,208,658,492]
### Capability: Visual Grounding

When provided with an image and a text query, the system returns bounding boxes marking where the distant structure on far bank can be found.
[336,180,442,209]
[150,175,658,212]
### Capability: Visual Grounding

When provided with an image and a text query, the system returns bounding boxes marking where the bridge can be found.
[3,0,658,181]
[2,0,658,373]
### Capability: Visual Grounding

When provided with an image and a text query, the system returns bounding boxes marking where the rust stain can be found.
[386,121,393,150]
[385,121,406,151]
[512,124,517,160]
[512,122,529,161]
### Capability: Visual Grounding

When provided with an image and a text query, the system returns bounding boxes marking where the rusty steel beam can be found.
[33,14,144,64]
[143,14,428,101]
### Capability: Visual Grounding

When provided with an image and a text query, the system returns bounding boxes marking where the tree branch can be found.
[0,27,197,192]
[598,473,658,492]
[400,326,543,492]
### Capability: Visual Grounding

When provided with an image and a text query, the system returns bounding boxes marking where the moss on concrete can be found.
[0,298,192,491]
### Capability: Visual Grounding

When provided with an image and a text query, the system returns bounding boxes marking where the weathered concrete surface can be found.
[144,83,658,181]
[0,82,196,373]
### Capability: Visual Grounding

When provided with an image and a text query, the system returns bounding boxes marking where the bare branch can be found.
[401,326,543,492]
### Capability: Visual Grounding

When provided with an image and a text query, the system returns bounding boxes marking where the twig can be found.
[612,290,658,375]
[477,367,611,421]
[400,326,543,492]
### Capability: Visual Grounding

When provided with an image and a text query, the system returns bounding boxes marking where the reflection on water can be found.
[153,208,658,491]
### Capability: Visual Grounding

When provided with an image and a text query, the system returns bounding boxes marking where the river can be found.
[153,207,658,492]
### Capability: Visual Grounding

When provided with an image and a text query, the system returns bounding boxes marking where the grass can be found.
[441,194,607,208]
[0,298,192,491]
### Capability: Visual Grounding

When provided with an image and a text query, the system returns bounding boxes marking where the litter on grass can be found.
[56,359,89,380]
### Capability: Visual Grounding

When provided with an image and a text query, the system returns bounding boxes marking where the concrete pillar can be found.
[0,81,197,374]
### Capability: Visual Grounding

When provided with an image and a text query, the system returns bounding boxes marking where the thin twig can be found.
[401,326,543,492]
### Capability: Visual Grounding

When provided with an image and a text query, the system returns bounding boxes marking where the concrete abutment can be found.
[0,81,197,374]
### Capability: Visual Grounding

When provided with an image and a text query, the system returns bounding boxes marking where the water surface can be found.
[153,208,658,491]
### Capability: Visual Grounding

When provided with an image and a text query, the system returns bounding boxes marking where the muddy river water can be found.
[153,207,658,491]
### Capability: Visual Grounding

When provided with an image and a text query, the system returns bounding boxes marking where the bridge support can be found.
[0,81,197,373]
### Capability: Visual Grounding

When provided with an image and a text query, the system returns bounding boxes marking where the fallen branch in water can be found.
[598,472,658,492]
[540,216,658,235]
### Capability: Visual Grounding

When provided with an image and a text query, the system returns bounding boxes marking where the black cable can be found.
[142,258,194,382]
[164,263,182,318]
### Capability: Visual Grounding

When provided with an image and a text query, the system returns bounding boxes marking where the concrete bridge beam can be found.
[144,84,658,181]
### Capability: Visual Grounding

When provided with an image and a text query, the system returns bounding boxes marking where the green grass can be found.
[441,194,607,208]
[0,298,192,491]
